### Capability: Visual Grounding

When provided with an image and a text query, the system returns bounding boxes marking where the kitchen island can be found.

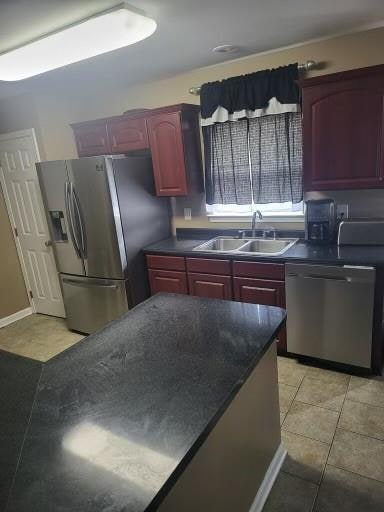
[1,293,285,512]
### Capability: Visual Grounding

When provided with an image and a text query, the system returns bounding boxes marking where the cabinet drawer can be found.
[188,273,232,300]
[233,278,285,307]
[233,261,285,280]
[146,254,186,271]
[108,116,149,153]
[186,257,231,275]
[148,269,188,295]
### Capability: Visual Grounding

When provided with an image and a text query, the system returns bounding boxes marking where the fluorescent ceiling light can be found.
[0,3,156,81]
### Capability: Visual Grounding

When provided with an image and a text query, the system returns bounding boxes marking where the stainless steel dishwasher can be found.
[285,263,375,368]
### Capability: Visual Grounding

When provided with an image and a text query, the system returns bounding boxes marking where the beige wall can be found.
[0,94,45,156]
[0,190,29,319]
[1,26,384,234]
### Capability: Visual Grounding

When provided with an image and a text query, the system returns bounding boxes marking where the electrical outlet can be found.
[184,207,192,221]
[337,204,349,219]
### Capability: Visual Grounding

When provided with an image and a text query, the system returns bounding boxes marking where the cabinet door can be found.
[302,70,384,190]
[147,112,188,196]
[72,121,110,157]
[188,273,232,300]
[233,277,286,353]
[234,277,285,307]
[108,117,149,153]
[148,269,188,295]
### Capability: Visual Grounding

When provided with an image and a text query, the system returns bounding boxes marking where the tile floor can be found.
[0,314,84,362]
[263,356,384,512]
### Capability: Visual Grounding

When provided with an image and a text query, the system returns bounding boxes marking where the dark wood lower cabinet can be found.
[233,277,287,353]
[233,277,285,306]
[148,269,188,295]
[188,273,232,300]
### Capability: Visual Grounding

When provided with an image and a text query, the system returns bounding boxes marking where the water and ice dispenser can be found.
[49,211,68,242]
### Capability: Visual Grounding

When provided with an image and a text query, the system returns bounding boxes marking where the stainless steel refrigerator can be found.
[37,155,170,334]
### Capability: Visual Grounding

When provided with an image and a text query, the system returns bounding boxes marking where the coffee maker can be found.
[305,199,336,244]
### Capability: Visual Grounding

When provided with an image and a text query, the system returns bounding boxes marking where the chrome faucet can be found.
[251,210,263,237]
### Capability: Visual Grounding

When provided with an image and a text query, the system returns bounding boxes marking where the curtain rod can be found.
[188,60,317,95]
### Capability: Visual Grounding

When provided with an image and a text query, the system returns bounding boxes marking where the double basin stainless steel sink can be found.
[193,236,298,256]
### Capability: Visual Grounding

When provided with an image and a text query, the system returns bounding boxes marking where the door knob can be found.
[45,240,53,247]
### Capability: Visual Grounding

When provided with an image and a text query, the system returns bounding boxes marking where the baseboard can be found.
[0,307,32,328]
[249,443,287,512]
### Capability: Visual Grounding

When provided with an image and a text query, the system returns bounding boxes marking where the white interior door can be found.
[0,129,65,317]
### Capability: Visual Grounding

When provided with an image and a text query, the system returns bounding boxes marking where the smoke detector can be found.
[212,44,239,54]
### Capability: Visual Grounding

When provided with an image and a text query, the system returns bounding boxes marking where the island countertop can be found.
[4,293,285,512]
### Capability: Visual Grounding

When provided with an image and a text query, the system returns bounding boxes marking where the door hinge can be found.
[29,290,33,299]
[14,227,18,237]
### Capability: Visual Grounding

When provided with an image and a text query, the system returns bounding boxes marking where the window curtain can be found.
[203,119,252,205]
[201,64,303,205]
[249,112,302,204]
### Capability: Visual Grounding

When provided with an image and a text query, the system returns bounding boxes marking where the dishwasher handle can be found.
[287,273,371,284]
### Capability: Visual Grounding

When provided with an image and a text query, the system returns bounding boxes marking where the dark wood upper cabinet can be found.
[147,112,187,195]
[71,104,204,197]
[147,105,204,196]
[301,65,384,191]
[72,120,110,157]
[108,116,149,152]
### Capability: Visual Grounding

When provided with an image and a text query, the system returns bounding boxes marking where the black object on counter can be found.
[305,199,336,244]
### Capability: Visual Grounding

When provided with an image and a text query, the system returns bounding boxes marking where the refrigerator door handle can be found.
[71,183,87,259]
[65,181,82,259]
[62,277,118,289]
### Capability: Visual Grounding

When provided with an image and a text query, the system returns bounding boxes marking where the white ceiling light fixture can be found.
[0,2,157,81]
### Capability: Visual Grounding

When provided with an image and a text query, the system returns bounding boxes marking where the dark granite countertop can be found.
[3,293,285,512]
[144,234,384,266]
[0,351,42,511]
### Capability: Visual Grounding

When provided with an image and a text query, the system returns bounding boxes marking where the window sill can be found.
[207,213,304,223]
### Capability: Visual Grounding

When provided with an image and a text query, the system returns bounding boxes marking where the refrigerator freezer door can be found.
[60,274,128,334]
[37,160,85,276]
[112,155,171,305]
[67,157,126,279]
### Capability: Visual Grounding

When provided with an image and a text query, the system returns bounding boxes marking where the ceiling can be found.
[0,0,384,99]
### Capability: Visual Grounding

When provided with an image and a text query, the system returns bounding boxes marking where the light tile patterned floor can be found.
[0,314,84,362]
[263,356,384,512]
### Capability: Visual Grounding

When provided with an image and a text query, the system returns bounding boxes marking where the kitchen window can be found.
[200,64,303,220]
